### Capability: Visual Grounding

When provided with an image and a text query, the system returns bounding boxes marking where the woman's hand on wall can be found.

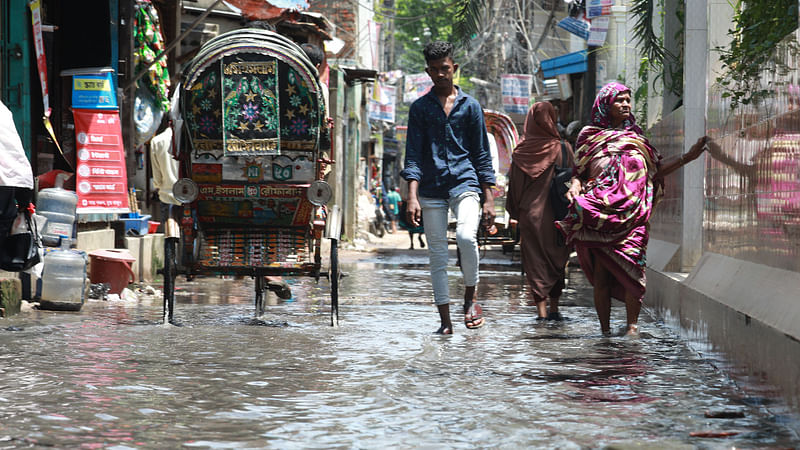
[684,136,710,164]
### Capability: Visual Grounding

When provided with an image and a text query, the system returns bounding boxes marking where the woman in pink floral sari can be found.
[556,82,707,336]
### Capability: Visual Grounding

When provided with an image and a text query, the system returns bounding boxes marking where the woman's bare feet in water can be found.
[625,324,639,336]
[434,325,453,335]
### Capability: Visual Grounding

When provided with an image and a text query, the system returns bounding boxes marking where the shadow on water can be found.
[239,317,290,327]
[0,253,798,447]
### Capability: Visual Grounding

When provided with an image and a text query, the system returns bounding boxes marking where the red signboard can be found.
[73,109,130,213]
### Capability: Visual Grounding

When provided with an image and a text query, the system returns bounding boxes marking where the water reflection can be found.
[701,27,800,272]
[0,257,798,447]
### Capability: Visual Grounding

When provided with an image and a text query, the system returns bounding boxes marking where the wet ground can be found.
[1,232,799,448]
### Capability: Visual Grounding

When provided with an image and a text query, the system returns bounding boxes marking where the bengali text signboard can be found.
[73,109,130,213]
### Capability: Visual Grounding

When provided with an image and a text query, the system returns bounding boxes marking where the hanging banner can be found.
[368,83,397,123]
[29,0,49,117]
[557,16,590,40]
[588,16,611,47]
[368,21,382,70]
[30,0,63,155]
[500,74,532,115]
[586,0,613,18]
[403,73,433,103]
[73,109,130,213]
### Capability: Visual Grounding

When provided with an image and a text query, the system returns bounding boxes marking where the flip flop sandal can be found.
[464,303,485,329]
[434,325,453,335]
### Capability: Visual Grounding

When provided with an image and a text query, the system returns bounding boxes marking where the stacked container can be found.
[37,187,78,247]
[39,237,87,311]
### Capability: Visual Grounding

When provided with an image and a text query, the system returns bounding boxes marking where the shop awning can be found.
[541,50,587,78]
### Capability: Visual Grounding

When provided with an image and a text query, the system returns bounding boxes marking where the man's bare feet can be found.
[464,302,485,329]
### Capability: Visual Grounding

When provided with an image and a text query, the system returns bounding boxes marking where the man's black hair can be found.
[423,41,454,63]
[301,43,325,67]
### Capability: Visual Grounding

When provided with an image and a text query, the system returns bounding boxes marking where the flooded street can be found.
[1,242,799,448]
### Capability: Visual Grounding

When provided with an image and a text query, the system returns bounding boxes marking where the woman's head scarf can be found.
[589,82,643,134]
[574,82,660,178]
[511,101,563,179]
[575,82,648,151]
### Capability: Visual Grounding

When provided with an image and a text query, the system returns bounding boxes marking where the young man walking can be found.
[401,41,496,334]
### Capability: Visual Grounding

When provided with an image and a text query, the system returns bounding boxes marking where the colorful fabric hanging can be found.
[133,1,170,111]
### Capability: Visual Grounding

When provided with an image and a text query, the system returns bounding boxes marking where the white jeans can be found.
[420,192,481,306]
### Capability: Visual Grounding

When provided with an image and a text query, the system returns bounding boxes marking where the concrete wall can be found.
[642,0,800,414]
[124,233,165,282]
[646,256,800,413]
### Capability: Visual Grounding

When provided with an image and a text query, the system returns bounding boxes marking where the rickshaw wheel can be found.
[330,238,339,326]
[254,275,265,317]
[163,237,178,324]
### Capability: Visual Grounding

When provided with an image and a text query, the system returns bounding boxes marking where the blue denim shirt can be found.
[401,87,495,199]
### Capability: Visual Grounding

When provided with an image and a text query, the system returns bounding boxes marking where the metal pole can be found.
[123,0,224,91]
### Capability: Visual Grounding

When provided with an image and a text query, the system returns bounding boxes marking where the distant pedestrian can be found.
[506,102,574,321]
[565,120,581,148]
[397,199,426,249]
[384,187,401,233]
[401,41,496,334]
[556,82,708,336]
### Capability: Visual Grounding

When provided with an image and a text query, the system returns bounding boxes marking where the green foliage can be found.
[630,0,669,65]
[629,0,683,103]
[375,0,485,112]
[452,0,485,45]
[635,57,650,119]
[715,0,799,108]
[387,0,458,72]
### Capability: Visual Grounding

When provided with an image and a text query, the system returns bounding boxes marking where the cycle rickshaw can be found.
[162,29,341,325]
[447,110,520,252]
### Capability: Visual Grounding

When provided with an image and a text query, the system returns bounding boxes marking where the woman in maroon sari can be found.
[506,102,573,321]
[556,82,707,336]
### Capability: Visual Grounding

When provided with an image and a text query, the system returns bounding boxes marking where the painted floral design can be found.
[242,102,260,122]
[289,118,308,135]
[199,116,216,134]
[185,111,196,130]
[264,115,278,131]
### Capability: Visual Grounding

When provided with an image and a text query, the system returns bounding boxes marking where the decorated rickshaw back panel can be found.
[183,52,323,229]
[185,53,322,157]
[196,184,314,227]
[197,228,312,270]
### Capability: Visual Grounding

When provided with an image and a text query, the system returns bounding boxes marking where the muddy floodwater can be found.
[1,247,799,448]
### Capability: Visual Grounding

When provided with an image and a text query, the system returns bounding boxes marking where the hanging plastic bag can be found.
[0,207,41,272]
[134,85,164,146]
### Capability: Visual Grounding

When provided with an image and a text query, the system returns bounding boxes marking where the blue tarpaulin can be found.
[540,50,588,78]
